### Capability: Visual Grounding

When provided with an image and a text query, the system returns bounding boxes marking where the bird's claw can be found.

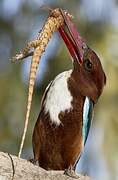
[29,158,39,166]
[64,168,80,179]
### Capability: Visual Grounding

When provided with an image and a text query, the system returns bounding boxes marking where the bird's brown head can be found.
[59,10,106,103]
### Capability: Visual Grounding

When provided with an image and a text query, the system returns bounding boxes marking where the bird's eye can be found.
[84,59,92,71]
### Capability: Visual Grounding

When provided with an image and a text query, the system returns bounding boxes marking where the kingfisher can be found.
[31,11,106,178]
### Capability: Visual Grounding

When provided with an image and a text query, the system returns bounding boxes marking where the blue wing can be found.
[82,97,94,146]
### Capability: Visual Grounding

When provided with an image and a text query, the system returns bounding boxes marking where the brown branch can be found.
[0,151,91,180]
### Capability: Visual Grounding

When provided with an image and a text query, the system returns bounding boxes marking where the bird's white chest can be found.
[44,70,73,125]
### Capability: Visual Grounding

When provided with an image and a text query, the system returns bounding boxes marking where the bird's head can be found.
[59,10,106,103]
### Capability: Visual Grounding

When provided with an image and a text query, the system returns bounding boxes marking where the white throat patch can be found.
[44,70,73,125]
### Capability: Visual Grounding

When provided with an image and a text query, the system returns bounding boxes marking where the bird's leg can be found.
[64,165,80,179]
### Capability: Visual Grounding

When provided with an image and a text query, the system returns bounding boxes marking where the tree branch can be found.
[0,151,91,180]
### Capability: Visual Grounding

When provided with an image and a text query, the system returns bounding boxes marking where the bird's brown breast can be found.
[33,96,84,170]
[32,71,85,170]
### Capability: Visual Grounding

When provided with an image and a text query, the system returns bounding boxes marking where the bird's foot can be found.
[29,158,39,166]
[64,167,80,179]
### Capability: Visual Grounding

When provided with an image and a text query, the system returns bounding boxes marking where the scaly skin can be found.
[11,9,65,62]
[17,8,72,158]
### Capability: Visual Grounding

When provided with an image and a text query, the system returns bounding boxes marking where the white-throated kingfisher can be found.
[31,10,106,178]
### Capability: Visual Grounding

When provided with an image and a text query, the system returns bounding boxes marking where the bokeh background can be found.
[0,0,118,179]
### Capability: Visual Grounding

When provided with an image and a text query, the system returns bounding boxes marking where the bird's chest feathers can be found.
[44,70,73,125]
[43,70,93,146]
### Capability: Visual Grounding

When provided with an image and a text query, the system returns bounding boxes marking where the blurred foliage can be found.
[0,0,118,179]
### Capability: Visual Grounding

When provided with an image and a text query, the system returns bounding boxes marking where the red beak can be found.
[59,10,87,64]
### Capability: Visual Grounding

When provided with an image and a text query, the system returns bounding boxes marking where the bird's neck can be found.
[68,69,83,99]
[68,71,85,117]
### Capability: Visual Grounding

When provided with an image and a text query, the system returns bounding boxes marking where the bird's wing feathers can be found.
[82,97,94,146]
